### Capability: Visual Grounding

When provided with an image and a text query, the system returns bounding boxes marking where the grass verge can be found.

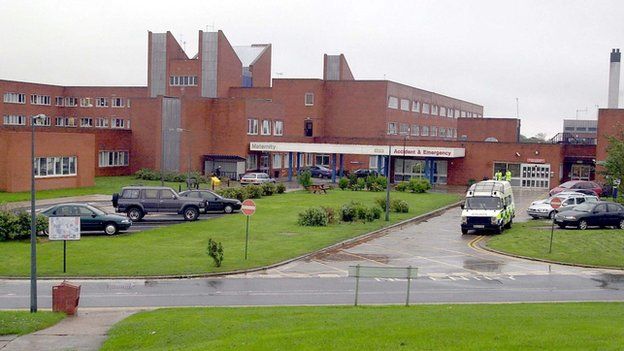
[487,220,624,268]
[0,191,458,277]
[101,303,624,351]
[0,311,65,336]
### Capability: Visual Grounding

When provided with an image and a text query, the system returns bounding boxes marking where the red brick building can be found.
[1,30,615,192]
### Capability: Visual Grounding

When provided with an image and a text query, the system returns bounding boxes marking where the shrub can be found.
[375,197,388,211]
[298,170,313,188]
[366,175,387,192]
[395,181,409,192]
[322,206,336,224]
[338,177,349,190]
[134,168,159,181]
[348,174,358,187]
[340,201,360,222]
[298,207,329,226]
[275,183,286,194]
[0,210,48,241]
[350,178,366,191]
[408,178,431,193]
[261,182,276,196]
[216,187,246,201]
[206,238,224,267]
[368,206,382,221]
[244,185,263,199]
[391,199,410,213]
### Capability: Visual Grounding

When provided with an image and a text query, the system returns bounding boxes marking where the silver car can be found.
[240,172,276,186]
[527,193,599,219]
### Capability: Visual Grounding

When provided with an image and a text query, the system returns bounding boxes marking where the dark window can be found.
[159,189,176,200]
[78,206,94,216]
[186,192,200,199]
[594,204,607,213]
[563,199,574,206]
[122,189,140,199]
[607,204,621,213]
[304,120,313,137]
[144,189,159,199]
[576,197,586,204]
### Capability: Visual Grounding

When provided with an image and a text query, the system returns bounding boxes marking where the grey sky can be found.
[1,0,623,137]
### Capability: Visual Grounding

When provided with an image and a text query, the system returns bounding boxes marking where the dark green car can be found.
[41,203,132,235]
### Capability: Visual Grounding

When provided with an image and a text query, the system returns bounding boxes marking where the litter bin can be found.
[52,281,81,315]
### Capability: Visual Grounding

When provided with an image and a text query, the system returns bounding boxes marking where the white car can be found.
[527,193,599,219]
[240,172,276,186]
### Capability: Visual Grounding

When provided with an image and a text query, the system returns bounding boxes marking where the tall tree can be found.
[603,132,624,199]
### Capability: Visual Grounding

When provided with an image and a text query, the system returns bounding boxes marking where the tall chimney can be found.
[608,48,621,108]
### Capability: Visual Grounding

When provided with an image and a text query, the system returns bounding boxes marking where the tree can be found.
[520,133,548,143]
[603,132,624,200]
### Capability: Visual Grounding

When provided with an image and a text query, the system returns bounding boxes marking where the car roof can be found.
[122,186,175,190]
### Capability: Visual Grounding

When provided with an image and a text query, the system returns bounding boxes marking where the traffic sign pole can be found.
[244,216,250,260]
[241,199,256,260]
[548,197,562,254]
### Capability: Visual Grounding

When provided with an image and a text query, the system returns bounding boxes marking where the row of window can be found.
[169,76,198,86]
[3,93,130,108]
[247,119,284,136]
[98,151,129,167]
[247,152,317,170]
[387,122,458,138]
[34,156,77,178]
[387,96,481,118]
[564,126,597,132]
[2,115,130,129]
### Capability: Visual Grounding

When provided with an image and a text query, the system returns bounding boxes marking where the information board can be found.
[48,217,81,241]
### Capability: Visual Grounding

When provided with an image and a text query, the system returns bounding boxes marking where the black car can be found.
[179,190,242,214]
[40,203,132,235]
[299,166,332,178]
[352,169,379,178]
[554,201,624,230]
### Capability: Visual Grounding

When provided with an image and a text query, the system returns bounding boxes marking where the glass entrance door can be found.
[570,164,591,181]
[520,163,550,188]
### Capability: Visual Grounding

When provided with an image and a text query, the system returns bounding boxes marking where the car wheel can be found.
[548,211,555,220]
[224,205,234,214]
[558,224,566,229]
[619,219,624,230]
[104,223,118,235]
[127,207,144,222]
[494,225,503,234]
[505,219,513,229]
[461,228,468,235]
[578,220,588,230]
[184,207,199,221]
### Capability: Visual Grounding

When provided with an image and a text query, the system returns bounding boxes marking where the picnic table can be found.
[307,184,329,194]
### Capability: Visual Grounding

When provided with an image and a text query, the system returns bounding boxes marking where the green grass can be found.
[0,191,459,277]
[0,311,65,336]
[487,220,624,268]
[101,303,624,351]
[0,176,203,204]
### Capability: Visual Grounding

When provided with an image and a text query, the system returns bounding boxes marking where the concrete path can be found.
[4,195,112,211]
[1,310,138,351]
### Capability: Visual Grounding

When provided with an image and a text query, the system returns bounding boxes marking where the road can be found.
[1,188,623,309]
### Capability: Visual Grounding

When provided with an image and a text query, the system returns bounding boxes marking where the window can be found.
[80,98,93,107]
[95,97,108,107]
[3,92,26,104]
[31,115,51,126]
[111,118,129,129]
[460,110,466,118]
[95,117,109,128]
[315,154,330,167]
[421,126,429,136]
[411,125,419,136]
[439,127,446,137]
[467,112,473,118]
[454,109,460,118]
[399,123,410,135]
[387,96,399,109]
[111,97,124,107]
[304,120,313,137]
[304,93,314,106]
[34,156,76,177]
[3,115,26,125]
[440,107,446,116]
[274,120,283,136]
[55,117,76,127]
[65,97,77,107]
[80,117,93,127]
[246,154,257,170]
[144,189,159,199]
[431,126,438,136]
[55,97,64,106]
[98,151,129,167]
[30,94,51,105]
[422,103,430,114]
[121,189,140,199]
[447,108,453,118]
[261,120,271,135]
[412,101,420,112]
[247,118,258,135]
[169,76,198,86]
[431,105,439,116]
[387,122,397,135]
[400,99,410,111]
[453,128,457,138]
[159,189,176,200]
[273,154,282,169]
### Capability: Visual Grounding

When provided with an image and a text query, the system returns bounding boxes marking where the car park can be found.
[298,166,332,178]
[527,193,599,219]
[554,201,624,230]
[240,172,276,185]
[40,203,131,235]
[112,186,205,221]
[549,180,602,197]
[179,190,242,214]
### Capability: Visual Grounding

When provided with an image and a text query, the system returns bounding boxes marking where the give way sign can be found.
[241,199,256,216]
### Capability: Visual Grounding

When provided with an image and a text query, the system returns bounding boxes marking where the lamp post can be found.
[30,113,46,313]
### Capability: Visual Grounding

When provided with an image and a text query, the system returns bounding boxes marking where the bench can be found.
[307,184,329,194]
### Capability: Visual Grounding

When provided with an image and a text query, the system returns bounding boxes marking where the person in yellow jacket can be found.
[505,169,512,182]
[211,175,221,189]
[494,170,502,181]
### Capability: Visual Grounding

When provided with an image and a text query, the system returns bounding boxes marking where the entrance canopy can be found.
[249,142,465,158]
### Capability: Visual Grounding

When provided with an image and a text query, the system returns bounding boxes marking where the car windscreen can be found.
[86,205,106,215]
[465,197,502,210]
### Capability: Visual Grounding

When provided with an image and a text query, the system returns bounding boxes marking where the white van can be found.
[460,180,515,234]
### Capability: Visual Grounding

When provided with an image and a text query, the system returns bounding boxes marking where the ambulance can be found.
[460,180,515,234]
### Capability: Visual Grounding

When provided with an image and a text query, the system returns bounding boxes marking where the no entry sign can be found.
[242,199,256,216]
[550,197,563,209]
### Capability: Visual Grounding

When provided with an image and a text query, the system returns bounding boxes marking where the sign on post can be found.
[548,197,562,253]
[242,199,256,259]
[48,217,81,273]
[549,197,562,210]
[348,265,418,306]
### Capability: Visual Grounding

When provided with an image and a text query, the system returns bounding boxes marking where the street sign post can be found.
[48,217,81,273]
[548,197,562,253]
[241,199,256,260]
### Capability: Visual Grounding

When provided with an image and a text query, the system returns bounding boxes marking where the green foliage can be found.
[261,182,276,196]
[375,197,388,211]
[244,185,264,199]
[275,183,286,194]
[0,311,65,336]
[297,207,329,226]
[206,238,224,267]
[395,178,431,193]
[339,201,380,222]
[391,199,410,213]
[338,177,349,190]
[395,181,409,192]
[321,206,336,224]
[216,187,246,201]
[603,133,624,201]
[298,170,313,188]
[135,168,207,184]
[366,175,387,192]
[339,201,359,222]
[350,178,366,191]
[0,210,48,241]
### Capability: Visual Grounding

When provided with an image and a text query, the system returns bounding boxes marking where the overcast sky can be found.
[1,0,623,137]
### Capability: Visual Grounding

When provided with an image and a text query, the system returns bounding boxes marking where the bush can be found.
[275,183,286,194]
[366,175,387,192]
[340,201,360,222]
[338,177,349,190]
[244,185,263,199]
[298,170,313,188]
[206,238,224,267]
[261,182,276,196]
[391,199,410,213]
[298,207,329,226]
[0,210,48,241]
[408,178,431,193]
[369,206,382,220]
[375,197,388,211]
[322,206,336,224]
[395,181,409,192]
[216,187,246,201]
[134,168,159,181]
[135,168,206,184]
[350,178,366,191]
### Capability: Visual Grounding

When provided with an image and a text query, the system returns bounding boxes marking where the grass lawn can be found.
[101,303,624,351]
[0,176,205,204]
[487,220,624,268]
[0,191,459,277]
[0,311,65,336]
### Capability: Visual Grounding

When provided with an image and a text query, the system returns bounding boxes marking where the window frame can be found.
[247,118,259,135]
[304,92,314,106]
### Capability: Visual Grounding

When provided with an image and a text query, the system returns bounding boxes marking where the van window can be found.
[465,197,501,210]
[122,189,140,199]
[144,189,159,199]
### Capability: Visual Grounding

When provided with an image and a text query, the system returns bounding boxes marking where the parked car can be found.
[299,166,332,178]
[549,180,602,197]
[527,193,599,219]
[40,203,131,235]
[240,172,276,185]
[554,201,624,230]
[352,169,379,178]
[179,190,242,214]
[112,186,205,221]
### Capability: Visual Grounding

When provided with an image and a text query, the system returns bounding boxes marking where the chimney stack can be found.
[608,48,621,108]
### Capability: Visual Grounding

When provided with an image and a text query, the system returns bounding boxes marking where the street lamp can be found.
[161,128,192,188]
[30,113,46,313]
